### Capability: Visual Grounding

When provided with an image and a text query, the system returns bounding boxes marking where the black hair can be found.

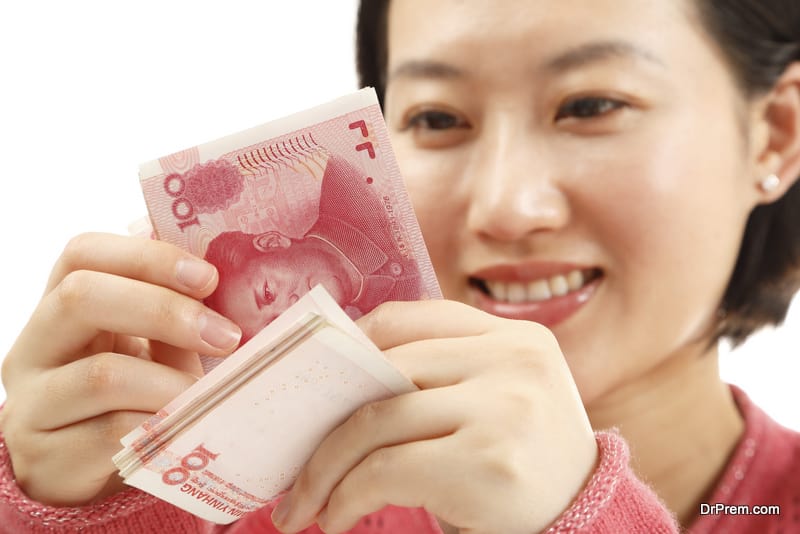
[695,1,800,345]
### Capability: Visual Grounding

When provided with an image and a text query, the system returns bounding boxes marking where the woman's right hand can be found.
[0,233,242,507]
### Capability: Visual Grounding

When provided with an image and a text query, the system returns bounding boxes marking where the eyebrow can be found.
[387,40,664,83]
[388,60,466,82]
[544,40,665,73]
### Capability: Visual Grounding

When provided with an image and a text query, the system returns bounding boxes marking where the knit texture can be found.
[0,385,796,533]
[686,386,800,533]
[544,432,677,533]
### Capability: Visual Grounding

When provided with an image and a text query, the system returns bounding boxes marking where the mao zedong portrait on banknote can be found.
[202,154,427,343]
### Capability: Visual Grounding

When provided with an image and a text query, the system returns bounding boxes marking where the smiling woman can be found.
[0,1,799,534]
[378,0,798,406]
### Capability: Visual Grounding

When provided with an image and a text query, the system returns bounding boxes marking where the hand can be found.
[0,233,242,506]
[270,300,598,534]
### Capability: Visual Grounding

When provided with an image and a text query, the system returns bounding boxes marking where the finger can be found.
[356,300,502,350]
[61,410,153,476]
[383,335,498,389]
[149,339,205,377]
[112,335,150,359]
[317,439,453,534]
[273,387,469,530]
[20,270,241,368]
[30,352,197,429]
[19,410,152,506]
[45,232,219,299]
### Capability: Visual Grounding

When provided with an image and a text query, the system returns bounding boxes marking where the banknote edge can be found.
[139,88,380,180]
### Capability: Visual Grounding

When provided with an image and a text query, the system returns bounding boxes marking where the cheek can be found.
[206,276,250,334]
[571,74,749,256]
[396,143,470,291]
[571,123,748,346]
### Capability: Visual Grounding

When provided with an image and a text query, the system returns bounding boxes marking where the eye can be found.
[399,107,471,149]
[262,281,275,305]
[555,96,627,121]
[405,110,467,131]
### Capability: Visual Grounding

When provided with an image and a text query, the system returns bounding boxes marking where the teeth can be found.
[549,275,569,297]
[507,282,527,304]
[527,279,551,301]
[566,270,585,291]
[485,280,507,301]
[482,268,593,303]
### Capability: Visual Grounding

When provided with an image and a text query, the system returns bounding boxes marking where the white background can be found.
[0,2,797,430]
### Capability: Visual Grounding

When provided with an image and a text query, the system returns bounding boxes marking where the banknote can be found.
[114,285,417,524]
[140,88,441,348]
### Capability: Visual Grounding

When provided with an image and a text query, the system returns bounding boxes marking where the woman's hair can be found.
[355,0,800,347]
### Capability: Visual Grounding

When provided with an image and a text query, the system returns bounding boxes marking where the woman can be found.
[1,0,798,532]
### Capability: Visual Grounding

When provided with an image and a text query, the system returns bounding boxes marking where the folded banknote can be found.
[114,286,417,523]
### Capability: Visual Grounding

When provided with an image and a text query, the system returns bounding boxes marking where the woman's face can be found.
[384,0,765,403]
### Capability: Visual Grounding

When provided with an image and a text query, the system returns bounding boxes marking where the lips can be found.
[468,263,602,327]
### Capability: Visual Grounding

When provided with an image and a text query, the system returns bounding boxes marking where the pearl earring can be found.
[760,174,780,193]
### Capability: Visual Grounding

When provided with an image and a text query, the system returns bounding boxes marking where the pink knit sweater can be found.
[1,386,797,533]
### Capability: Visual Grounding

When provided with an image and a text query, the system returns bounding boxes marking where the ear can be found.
[252,231,292,252]
[752,61,800,204]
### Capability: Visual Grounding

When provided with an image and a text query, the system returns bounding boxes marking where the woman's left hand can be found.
[271,299,598,534]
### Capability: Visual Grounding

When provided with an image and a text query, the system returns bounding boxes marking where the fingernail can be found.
[199,313,241,350]
[176,259,216,291]
[272,493,292,527]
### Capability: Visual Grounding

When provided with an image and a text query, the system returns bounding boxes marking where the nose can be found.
[465,119,569,241]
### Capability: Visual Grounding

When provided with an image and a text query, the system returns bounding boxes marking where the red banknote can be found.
[140,88,441,348]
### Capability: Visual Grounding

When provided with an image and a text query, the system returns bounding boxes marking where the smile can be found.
[473,268,599,303]
[468,265,603,327]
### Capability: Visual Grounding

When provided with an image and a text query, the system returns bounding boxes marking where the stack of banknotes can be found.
[112,88,441,523]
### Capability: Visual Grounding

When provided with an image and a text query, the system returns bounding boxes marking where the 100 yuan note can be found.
[114,286,417,524]
[140,88,441,351]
